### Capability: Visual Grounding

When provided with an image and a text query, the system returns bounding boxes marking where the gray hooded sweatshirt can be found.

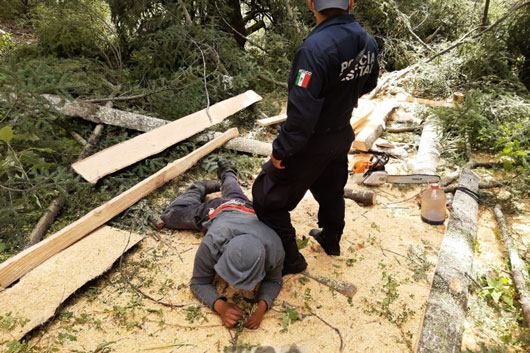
[190,208,284,309]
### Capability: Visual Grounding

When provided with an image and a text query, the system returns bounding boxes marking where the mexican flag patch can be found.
[295,69,312,88]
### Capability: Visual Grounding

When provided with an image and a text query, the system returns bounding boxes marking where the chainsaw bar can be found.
[360,171,440,186]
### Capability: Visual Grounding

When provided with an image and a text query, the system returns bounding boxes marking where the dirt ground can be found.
[23,155,449,353]
[3,104,528,353]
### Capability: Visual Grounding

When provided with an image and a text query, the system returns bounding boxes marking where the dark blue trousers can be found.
[251,128,354,245]
[161,172,252,231]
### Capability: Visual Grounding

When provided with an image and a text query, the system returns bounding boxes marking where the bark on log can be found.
[191,132,272,156]
[43,94,169,132]
[27,197,63,247]
[493,204,530,327]
[416,169,480,353]
[344,188,376,206]
[44,94,266,157]
[413,117,442,175]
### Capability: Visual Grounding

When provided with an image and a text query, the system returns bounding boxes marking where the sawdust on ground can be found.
[25,178,446,353]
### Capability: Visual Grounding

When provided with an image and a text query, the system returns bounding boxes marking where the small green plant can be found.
[296,236,309,250]
[185,304,208,324]
[0,312,29,331]
[298,276,310,285]
[479,273,517,311]
[279,306,300,333]
[406,246,434,282]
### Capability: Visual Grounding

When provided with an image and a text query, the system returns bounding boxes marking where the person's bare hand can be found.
[244,300,267,330]
[270,155,285,169]
[214,299,244,328]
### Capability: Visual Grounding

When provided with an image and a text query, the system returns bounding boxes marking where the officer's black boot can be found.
[281,238,308,276]
[309,229,341,256]
[217,159,237,181]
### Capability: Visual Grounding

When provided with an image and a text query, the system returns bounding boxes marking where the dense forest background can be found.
[0,0,529,260]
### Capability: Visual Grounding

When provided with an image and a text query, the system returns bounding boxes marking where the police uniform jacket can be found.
[272,14,379,161]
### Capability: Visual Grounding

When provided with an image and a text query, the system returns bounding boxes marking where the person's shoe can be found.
[188,180,220,195]
[282,252,308,276]
[309,229,341,256]
[217,159,237,181]
[281,238,308,276]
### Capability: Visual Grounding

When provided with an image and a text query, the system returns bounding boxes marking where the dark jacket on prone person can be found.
[190,208,285,309]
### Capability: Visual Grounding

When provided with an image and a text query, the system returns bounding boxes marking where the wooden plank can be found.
[416,169,480,353]
[0,128,239,289]
[72,91,261,183]
[402,95,455,108]
[0,226,143,341]
[256,113,287,127]
[352,101,398,151]
[351,99,376,131]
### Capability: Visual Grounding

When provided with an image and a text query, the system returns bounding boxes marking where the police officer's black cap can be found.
[313,0,350,12]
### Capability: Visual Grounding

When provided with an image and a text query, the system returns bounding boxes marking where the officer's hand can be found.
[214,299,244,328]
[244,300,267,330]
[270,155,285,170]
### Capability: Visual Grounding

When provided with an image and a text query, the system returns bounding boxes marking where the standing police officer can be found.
[252,0,379,275]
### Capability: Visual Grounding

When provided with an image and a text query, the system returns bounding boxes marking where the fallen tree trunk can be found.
[416,169,480,353]
[413,117,442,175]
[344,188,376,206]
[43,94,169,132]
[192,131,272,156]
[0,128,239,289]
[493,204,530,327]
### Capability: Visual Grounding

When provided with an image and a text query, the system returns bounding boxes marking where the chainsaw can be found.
[352,153,440,186]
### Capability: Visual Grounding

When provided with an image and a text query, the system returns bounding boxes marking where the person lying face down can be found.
[161,160,284,329]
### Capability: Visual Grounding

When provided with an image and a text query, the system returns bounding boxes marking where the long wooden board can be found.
[352,101,398,151]
[0,128,239,289]
[72,91,261,183]
[0,226,143,341]
[256,113,287,127]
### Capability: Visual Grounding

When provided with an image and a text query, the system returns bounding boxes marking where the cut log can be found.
[344,188,376,206]
[0,128,239,289]
[71,91,260,183]
[389,110,423,125]
[43,94,169,132]
[192,131,272,156]
[493,204,530,327]
[401,95,455,108]
[453,92,465,102]
[413,117,442,175]
[0,226,143,341]
[416,169,480,353]
[256,113,287,127]
[352,101,398,151]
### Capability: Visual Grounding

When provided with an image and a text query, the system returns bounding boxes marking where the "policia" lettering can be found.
[339,51,376,81]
